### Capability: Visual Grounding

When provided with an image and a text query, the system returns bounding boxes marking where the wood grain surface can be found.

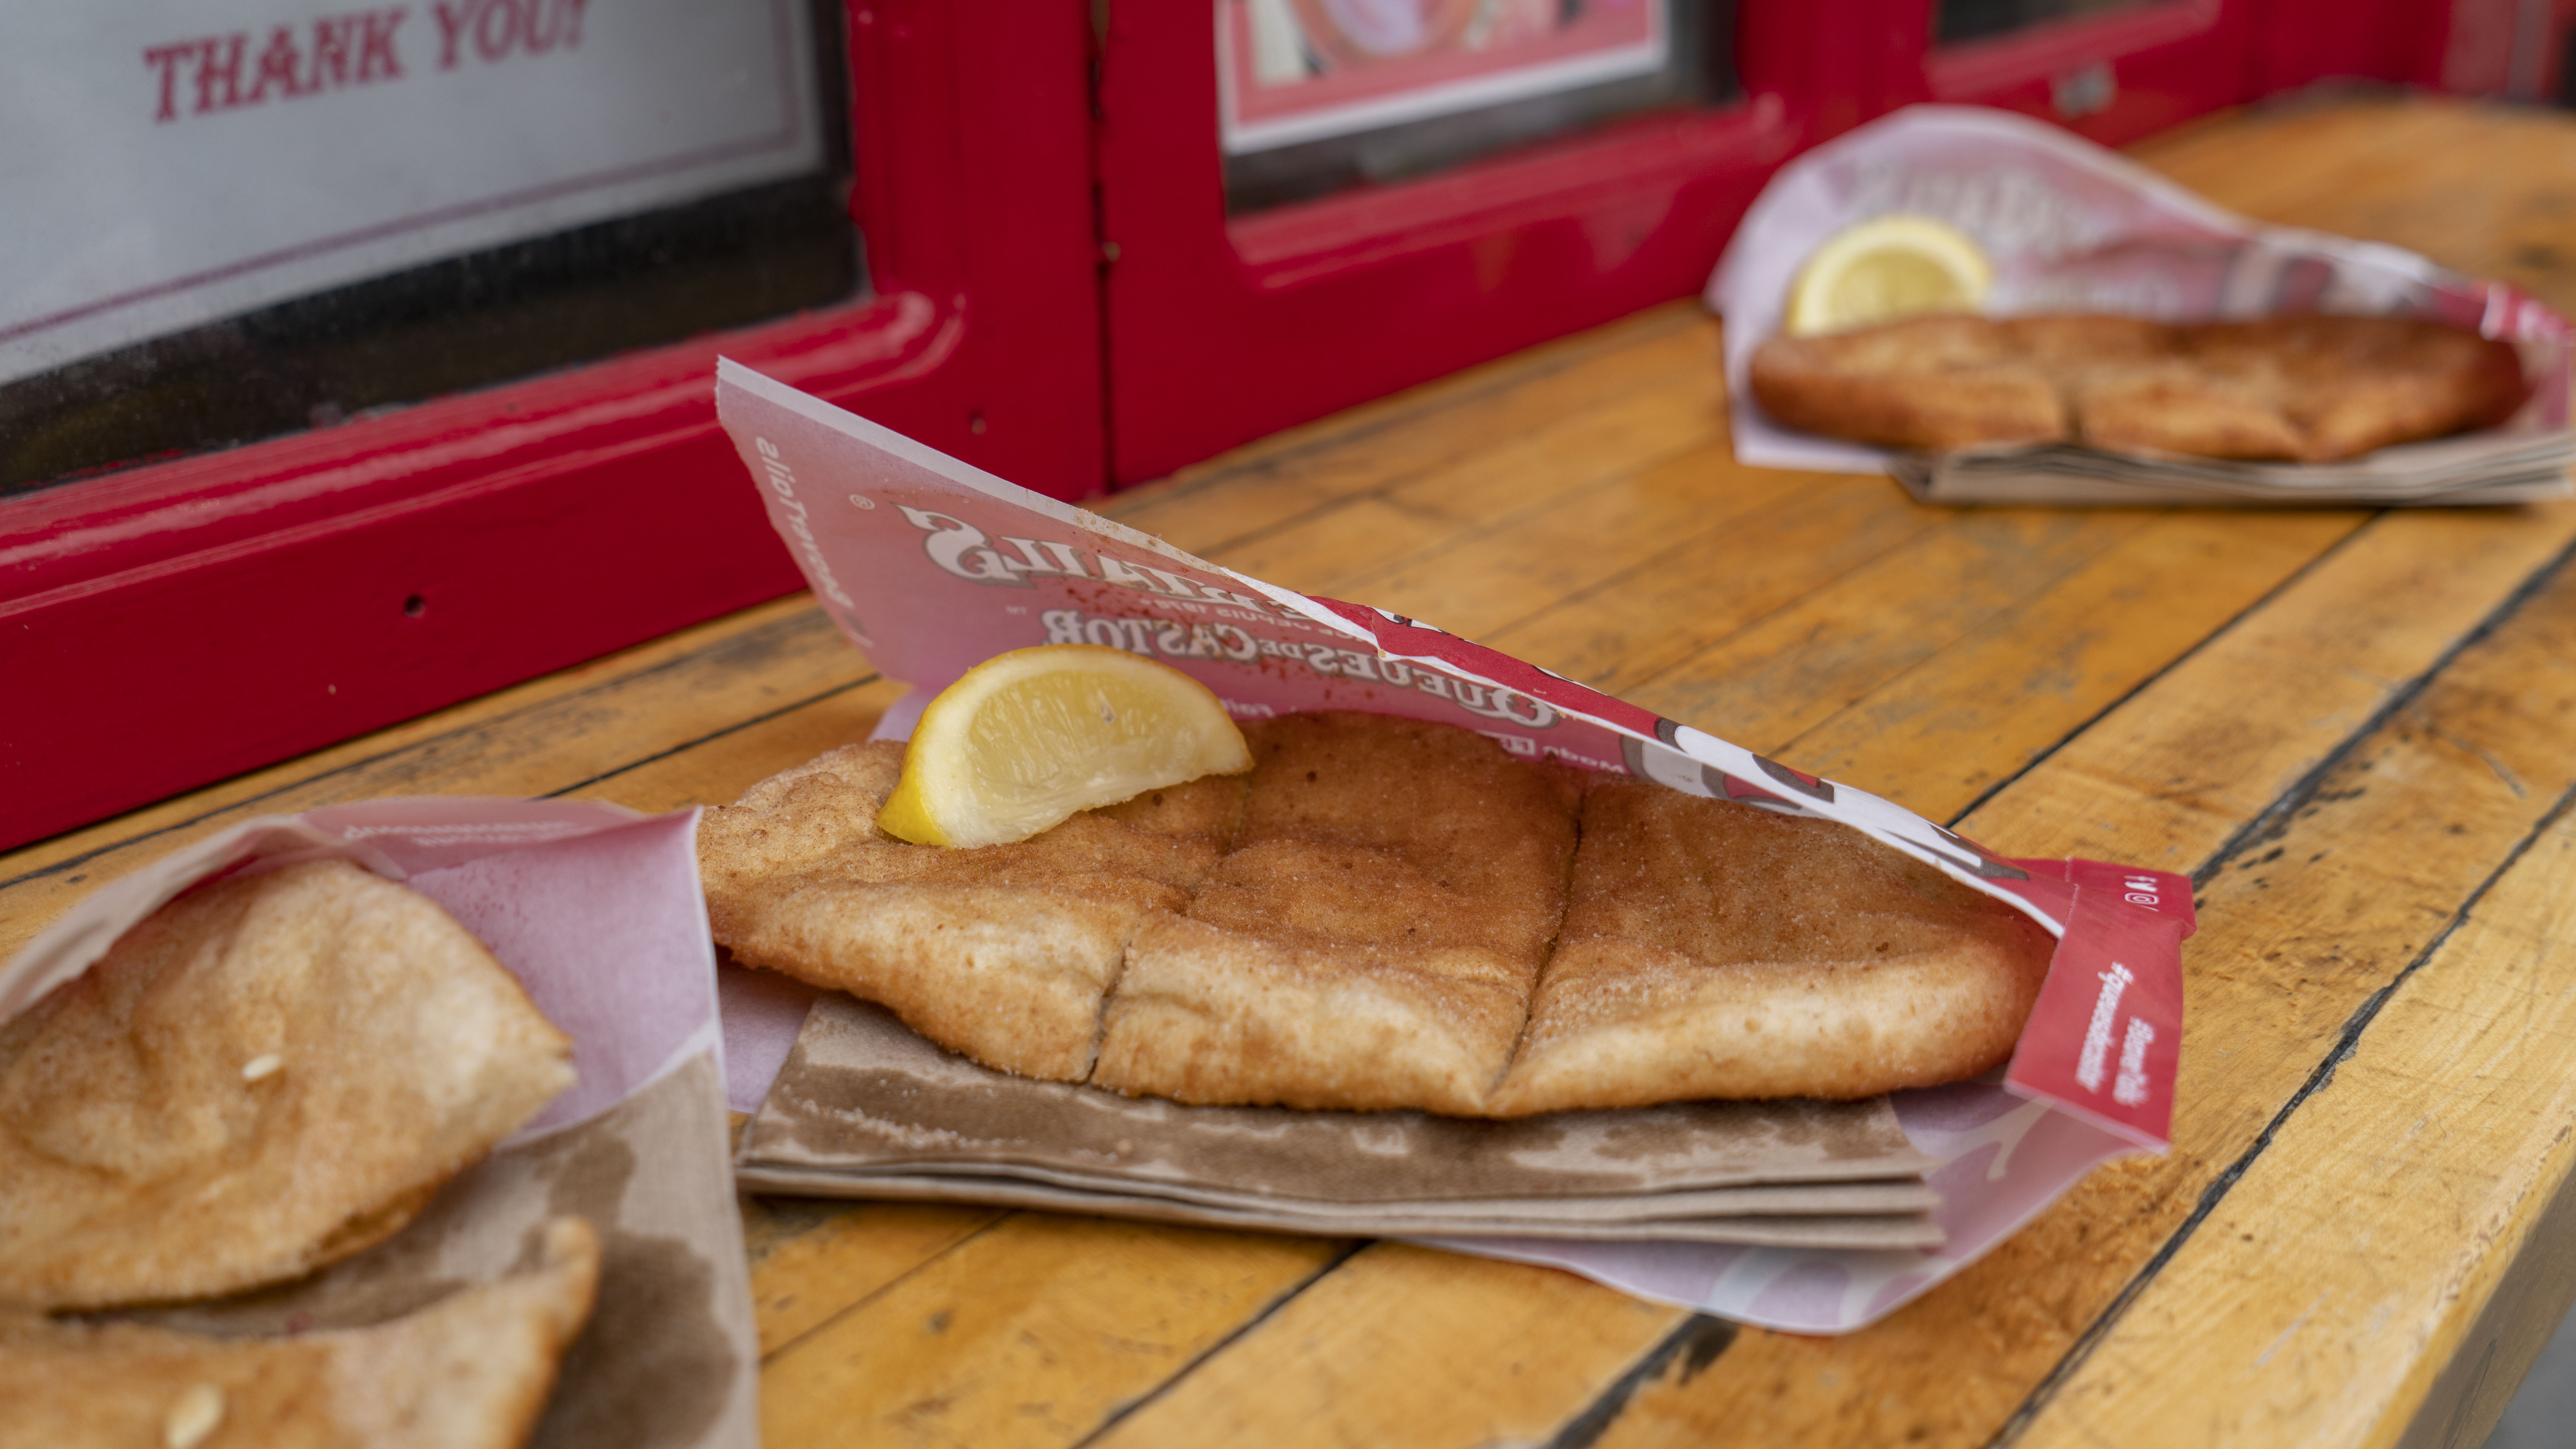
[8,95,2576,1449]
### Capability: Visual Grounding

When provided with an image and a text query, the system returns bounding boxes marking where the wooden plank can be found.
[1198,367,1726,604]
[1777,509,2360,823]
[1962,504,2576,869]
[1626,508,2153,756]
[1202,495,1465,600]
[756,1217,1349,1449]
[1083,1244,1682,1449]
[744,1200,1008,1357]
[1105,308,1712,557]
[1375,363,1724,526]
[1483,470,1947,694]
[1322,439,1801,644]
[566,677,911,816]
[2018,804,2576,1449]
[1566,548,2576,1448]
[2131,99,2460,222]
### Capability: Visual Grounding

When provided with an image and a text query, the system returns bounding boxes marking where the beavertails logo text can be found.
[902,506,1558,730]
[142,1,591,124]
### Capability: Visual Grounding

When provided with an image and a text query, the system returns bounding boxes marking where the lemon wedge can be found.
[1785,213,1992,336]
[877,644,1253,847]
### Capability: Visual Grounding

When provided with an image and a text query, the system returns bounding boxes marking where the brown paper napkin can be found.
[736,998,1945,1250]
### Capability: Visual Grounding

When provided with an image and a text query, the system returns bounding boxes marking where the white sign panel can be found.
[0,1,823,387]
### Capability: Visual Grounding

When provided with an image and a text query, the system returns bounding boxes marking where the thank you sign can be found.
[0,1,822,386]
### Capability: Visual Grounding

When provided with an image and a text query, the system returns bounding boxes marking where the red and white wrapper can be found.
[1709,103,2574,480]
[714,360,2195,1332]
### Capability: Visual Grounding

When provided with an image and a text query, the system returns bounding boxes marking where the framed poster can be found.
[1218,0,1670,154]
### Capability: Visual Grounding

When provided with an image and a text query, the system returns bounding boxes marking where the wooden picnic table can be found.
[12,93,2576,1447]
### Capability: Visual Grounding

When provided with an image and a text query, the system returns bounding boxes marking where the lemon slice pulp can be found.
[877,644,1253,848]
[1785,213,1992,336]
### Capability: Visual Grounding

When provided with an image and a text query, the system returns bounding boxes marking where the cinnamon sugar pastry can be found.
[1748,313,2526,462]
[0,1218,599,1449]
[0,861,574,1310]
[704,713,2054,1115]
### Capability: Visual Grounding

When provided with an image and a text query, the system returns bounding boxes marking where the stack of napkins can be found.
[1887,429,2576,507]
[733,998,1945,1249]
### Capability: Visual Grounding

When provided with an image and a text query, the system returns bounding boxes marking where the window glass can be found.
[0,0,858,496]
[1219,0,1740,215]
[1934,0,2167,46]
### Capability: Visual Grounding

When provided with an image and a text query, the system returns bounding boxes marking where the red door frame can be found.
[0,0,1106,853]
[1094,1,1896,486]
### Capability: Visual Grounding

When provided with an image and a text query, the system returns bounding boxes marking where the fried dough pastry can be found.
[0,1216,599,1449]
[0,861,574,1310]
[1748,313,2526,462]
[709,712,2060,1113]
[1092,712,1585,1114]
[1487,781,2057,1112]
[698,742,1246,1081]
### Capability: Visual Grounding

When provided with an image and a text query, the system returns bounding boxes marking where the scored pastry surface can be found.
[1486,780,2059,1114]
[1092,712,1585,1114]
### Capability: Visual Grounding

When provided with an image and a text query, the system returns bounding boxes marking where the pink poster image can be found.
[1219,0,1665,153]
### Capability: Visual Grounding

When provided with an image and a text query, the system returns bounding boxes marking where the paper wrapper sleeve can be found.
[712,359,2196,1331]
[0,801,760,1449]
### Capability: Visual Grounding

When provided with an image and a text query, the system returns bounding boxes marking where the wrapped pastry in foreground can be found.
[702,711,2054,1116]
[0,859,576,1310]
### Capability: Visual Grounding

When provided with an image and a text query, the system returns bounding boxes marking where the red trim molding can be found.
[0,0,1105,852]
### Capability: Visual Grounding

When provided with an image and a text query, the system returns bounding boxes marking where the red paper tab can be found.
[2004,859,2193,1150]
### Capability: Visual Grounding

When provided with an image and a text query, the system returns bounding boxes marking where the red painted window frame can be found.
[1094,1,1899,485]
[2247,0,2450,95]
[0,0,1107,853]
[1909,0,2258,146]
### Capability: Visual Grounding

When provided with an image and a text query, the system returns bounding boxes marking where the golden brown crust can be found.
[1747,312,2527,463]
[1092,713,1585,1112]
[1748,317,2064,452]
[712,713,2061,1113]
[0,1216,600,1448]
[0,861,575,1311]
[1485,782,2058,1114]
[697,741,1246,1081]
